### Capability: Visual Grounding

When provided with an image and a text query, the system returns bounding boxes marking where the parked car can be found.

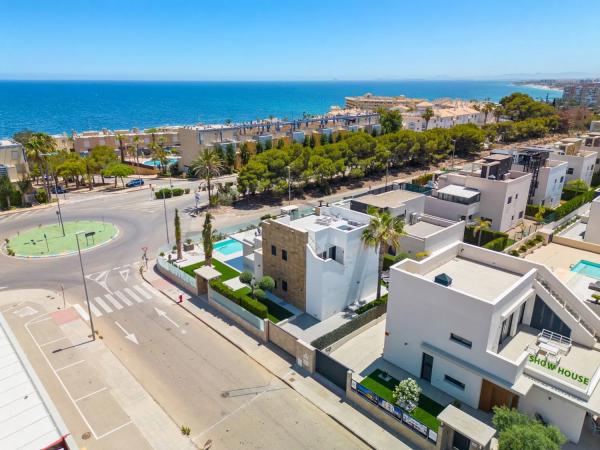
[126,178,144,188]
[50,185,68,194]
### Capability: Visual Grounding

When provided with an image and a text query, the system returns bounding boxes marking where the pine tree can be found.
[174,209,182,260]
[202,212,213,265]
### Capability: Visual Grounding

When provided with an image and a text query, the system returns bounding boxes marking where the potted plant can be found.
[183,238,194,251]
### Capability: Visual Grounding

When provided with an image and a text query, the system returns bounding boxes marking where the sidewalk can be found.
[145,265,414,449]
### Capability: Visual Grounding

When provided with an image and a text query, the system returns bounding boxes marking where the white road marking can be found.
[86,270,111,292]
[95,420,133,440]
[114,290,133,306]
[39,336,69,347]
[114,321,139,344]
[0,286,7,290]
[133,284,152,299]
[124,287,143,303]
[94,297,113,314]
[154,307,180,328]
[73,303,90,321]
[88,302,103,317]
[119,268,130,282]
[74,387,107,402]
[104,293,123,310]
[55,359,85,372]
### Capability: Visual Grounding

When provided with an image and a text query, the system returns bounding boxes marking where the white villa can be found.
[384,241,600,444]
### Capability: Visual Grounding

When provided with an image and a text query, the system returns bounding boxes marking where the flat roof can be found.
[423,257,522,302]
[404,221,445,238]
[436,184,480,199]
[355,189,423,208]
[278,213,367,233]
[0,316,65,449]
[438,405,496,446]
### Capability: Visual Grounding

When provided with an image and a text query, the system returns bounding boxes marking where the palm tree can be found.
[421,107,434,131]
[190,148,224,207]
[202,212,213,265]
[149,141,168,173]
[0,175,13,209]
[25,132,56,195]
[115,133,126,163]
[15,175,33,205]
[132,135,142,165]
[361,206,405,300]
[473,217,491,247]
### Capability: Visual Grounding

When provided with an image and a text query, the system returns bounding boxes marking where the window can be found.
[271,245,277,256]
[282,249,288,261]
[567,168,574,175]
[444,375,465,390]
[515,193,518,199]
[560,176,564,182]
[507,196,512,204]
[282,280,288,291]
[450,333,472,349]
[511,215,514,221]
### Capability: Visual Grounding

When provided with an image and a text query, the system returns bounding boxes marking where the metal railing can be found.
[539,329,572,350]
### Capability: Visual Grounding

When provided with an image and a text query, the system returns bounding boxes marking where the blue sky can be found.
[1,0,599,80]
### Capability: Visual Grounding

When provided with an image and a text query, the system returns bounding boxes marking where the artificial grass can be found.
[181,259,239,281]
[360,369,443,431]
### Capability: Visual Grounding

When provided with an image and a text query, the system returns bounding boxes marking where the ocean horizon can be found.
[0,80,562,138]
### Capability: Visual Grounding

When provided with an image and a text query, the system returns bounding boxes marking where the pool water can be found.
[571,260,600,280]
[142,158,178,167]
[214,239,243,255]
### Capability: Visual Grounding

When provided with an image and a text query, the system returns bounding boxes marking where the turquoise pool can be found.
[143,158,178,167]
[571,260,600,280]
[214,239,243,255]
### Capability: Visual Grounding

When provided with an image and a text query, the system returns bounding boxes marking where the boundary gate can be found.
[315,349,349,390]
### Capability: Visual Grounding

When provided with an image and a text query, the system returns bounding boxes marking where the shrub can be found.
[209,278,267,318]
[415,251,429,260]
[412,173,434,186]
[253,288,266,301]
[180,425,191,436]
[554,189,594,219]
[239,271,253,284]
[34,188,48,204]
[464,226,508,246]
[172,187,184,197]
[159,251,165,257]
[509,250,520,257]
[592,294,600,302]
[483,236,509,252]
[356,294,388,314]
[383,252,409,270]
[155,188,173,199]
[260,213,273,221]
[526,239,537,248]
[519,245,527,252]
[258,276,275,291]
[493,406,566,450]
[393,378,421,412]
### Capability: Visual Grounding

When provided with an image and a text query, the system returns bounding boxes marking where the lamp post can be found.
[287,166,291,205]
[75,231,95,340]
[42,154,65,236]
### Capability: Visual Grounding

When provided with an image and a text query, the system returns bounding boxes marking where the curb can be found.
[143,269,377,449]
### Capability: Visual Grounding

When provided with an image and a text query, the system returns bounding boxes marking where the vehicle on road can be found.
[126,179,145,188]
[50,185,68,194]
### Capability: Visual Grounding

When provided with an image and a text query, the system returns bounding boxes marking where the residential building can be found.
[0,139,28,182]
[562,82,600,107]
[492,148,567,208]
[401,100,486,132]
[551,138,596,186]
[344,93,422,110]
[590,120,600,132]
[424,155,532,231]
[384,241,600,444]
[51,133,74,152]
[340,185,465,257]
[70,127,180,154]
[241,205,379,321]
[581,132,600,172]
[584,197,600,244]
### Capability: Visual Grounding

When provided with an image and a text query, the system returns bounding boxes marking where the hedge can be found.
[209,278,267,318]
[383,252,409,271]
[554,189,595,220]
[155,187,185,199]
[592,172,600,188]
[356,294,388,314]
[483,236,510,252]
[172,187,184,196]
[561,187,587,201]
[464,226,508,247]
[412,173,434,186]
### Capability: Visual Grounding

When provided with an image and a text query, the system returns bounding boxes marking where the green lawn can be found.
[181,259,293,323]
[7,221,118,257]
[360,369,444,431]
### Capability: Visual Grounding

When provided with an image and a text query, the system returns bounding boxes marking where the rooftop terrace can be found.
[355,189,423,209]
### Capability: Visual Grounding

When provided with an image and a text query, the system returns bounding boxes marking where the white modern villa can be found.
[234,205,379,321]
[383,241,600,444]
[424,155,532,231]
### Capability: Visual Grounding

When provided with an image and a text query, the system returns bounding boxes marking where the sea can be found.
[0,80,563,138]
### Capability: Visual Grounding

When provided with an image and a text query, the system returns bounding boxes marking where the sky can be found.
[1,0,599,81]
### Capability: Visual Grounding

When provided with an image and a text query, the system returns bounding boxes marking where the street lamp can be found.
[75,231,96,340]
[41,154,65,237]
[287,165,291,205]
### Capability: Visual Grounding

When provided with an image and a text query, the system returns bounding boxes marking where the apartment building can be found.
[424,155,532,231]
[0,139,28,182]
[552,138,596,185]
[584,197,600,245]
[237,205,379,321]
[581,132,600,171]
[384,241,600,443]
[177,112,379,172]
[562,82,600,107]
[492,148,567,208]
[344,93,422,110]
[51,133,74,152]
[401,101,486,132]
[70,127,180,154]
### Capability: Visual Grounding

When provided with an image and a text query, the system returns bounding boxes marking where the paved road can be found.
[0,178,368,449]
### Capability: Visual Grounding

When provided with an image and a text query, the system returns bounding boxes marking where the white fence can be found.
[156,257,197,291]
[209,287,265,331]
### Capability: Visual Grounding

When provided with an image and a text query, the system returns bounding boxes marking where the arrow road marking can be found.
[114,321,139,345]
[154,307,180,328]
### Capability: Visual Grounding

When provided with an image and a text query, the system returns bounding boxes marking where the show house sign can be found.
[528,355,590,386]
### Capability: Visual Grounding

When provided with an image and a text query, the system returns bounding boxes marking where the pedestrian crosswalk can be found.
[74,283,159,320]
[0,209,46,223]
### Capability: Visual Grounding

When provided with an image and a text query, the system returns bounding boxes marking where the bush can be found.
[155,188,173,199]
[493,406,566,450]
[464,226,508,246]
[526,204,554,219]
[383,252,409,270]
[519,245,527,252]
[239,271,253,284]
[356,294,388,314]
[209,278,267,318]
[554,189,594,219]
[412,173,434,186]
[172,187,184,197]
[35,188,48,204]
[415,251,429,260]
[184,188,191,194]
[483,236,509,252]
[393,378,421,412]
[258,276,275,291]
[253,288,266,301]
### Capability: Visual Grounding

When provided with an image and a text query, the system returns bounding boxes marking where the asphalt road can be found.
[0,177,368,449]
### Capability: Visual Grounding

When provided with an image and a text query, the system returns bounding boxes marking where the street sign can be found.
[85,231,95,238]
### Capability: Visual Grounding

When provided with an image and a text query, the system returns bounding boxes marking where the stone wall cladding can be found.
[261,219,308,311]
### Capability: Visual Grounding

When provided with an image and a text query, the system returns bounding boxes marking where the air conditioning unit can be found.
[409,212,419,225]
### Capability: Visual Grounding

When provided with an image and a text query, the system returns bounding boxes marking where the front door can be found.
[421,353,433,382]
[452,431,470,450]
[479,379,519,412]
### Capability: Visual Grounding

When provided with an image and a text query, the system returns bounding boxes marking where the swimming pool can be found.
[214,239,243,256]
[571,260,600,280]
[142,158,178,167]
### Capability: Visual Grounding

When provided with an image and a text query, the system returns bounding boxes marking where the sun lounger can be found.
[589,281,600,292]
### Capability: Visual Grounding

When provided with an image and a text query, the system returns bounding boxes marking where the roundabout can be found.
[4,220,119,257]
